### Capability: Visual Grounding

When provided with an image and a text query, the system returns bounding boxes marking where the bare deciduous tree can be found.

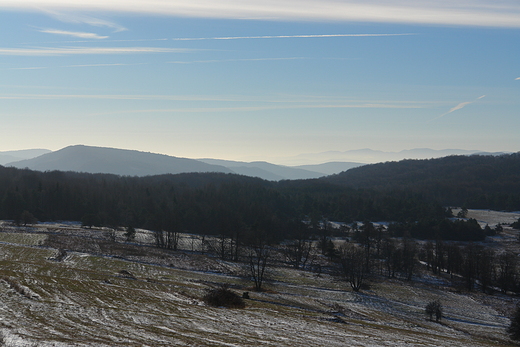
[248,242,270,292]
[339,243,366,292]
[283,238,316,270]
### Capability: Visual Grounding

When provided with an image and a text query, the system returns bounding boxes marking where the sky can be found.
[0,0,519,165]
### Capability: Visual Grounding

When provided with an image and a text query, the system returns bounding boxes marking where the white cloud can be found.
[42,10,127,32]
[1,0,519,27]
[8,66,47,70]
[446,101,473,114]
[171,33,416,41]
[89,103,423,116]
[0,94,252,101]
[3,63,146,70]
[65,63,146,67]
[516,77,520,80]
[431,95,486,121]
[40,29,108,39]
[0,47,192,56]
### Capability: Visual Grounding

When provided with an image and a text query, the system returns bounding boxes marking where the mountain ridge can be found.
[322,152,520,210]
[275,148,511,165]
[6,145,332,180]
[4,145,512,181]
[198,158,327,180]
[0,149,51,165]
[7,145,232,177]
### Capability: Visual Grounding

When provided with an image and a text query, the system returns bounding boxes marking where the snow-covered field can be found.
[453,208,520,227]
[0,215,517,346]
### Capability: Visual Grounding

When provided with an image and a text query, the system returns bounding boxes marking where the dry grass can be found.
[0,216,517,346]
[1,276,40,300]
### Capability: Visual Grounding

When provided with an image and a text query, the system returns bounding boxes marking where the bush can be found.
[425,300,442,322]
[203,286,245,309]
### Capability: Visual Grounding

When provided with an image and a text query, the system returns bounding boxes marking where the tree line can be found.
[320,221,519,295]
[3,164,520,297]
[324,153,520,211]
[0,166,449,242]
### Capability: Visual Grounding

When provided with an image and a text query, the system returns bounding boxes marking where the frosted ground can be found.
[457,209,520,228]
[0,210,517,346]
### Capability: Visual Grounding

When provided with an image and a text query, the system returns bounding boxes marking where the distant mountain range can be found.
[197,158,361,180]
[4,145,358,180]
[6,146,233,177]
[0,149,51,166]
[276,148,511,165]
[2,145,511,181]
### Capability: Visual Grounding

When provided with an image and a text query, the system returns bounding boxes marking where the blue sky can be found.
[0,1,519,164]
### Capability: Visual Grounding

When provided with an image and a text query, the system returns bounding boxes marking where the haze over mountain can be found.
[276,148,511,166]
[198,158,336,180]
[7,145,232,177]
[293,162,364,176]
[4,145,511,181]
[5,145,334,180]
[0,149,51,166]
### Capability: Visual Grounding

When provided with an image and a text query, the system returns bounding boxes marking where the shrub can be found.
[203,286,245,309]
[425,300,442,322]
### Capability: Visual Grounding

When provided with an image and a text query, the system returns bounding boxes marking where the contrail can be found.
[40,29,108,39]
[170,33,416,41]
[430,95,486,122]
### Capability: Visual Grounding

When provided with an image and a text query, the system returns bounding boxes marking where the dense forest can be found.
[0,166,446,240]
[1,153,519,242]
[324,153,520,211]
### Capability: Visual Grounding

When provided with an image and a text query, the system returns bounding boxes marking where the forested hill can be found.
[2,153,520,239]
[0,165,448,236]
[323,153,520,210]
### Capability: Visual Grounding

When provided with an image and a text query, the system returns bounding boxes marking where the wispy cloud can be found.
[88,103,424,116]
[516,77,520,80]
[65,63,147,68]
[92,105,422,116]
[5,63,146,70]
[0,47,192,56]
[171,33,416,41]
[169,57,306,64]
[8,67,48,70]
[0,94,247,101]
[2,1,520,28]
[0,93,429,105]
[43,10,127,32]
[431,95,486,121]
[40,29,108,39]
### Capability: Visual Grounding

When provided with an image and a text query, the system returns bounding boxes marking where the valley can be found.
[0,210,517,346]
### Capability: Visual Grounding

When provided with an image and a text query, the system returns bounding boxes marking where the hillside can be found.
[199,158,327,180]
[277,148,509,165]
[0,149,51,166]
[6,146,339,180]
[7,145,232,177]
[293,161,363,176]
[323,153,520,210]
[0,166,452,230]
[0,220,516,346]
